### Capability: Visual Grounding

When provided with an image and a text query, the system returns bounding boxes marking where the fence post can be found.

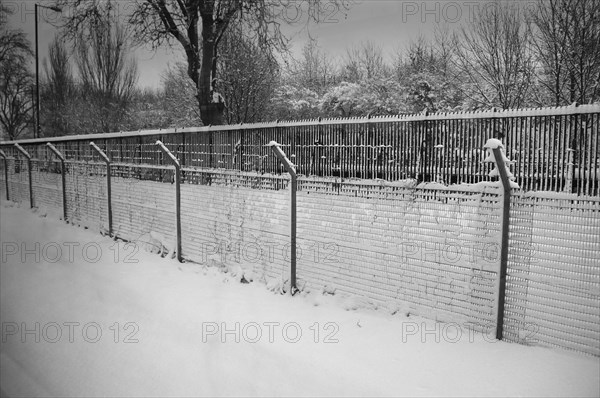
[565,148,574,193]
[484,138,516,340]
[46,143,67,222]
[14,143,33,209]
[156,140,182,263]
[267,141,297,295]
[90,142,113,237]
[0,150,9,201]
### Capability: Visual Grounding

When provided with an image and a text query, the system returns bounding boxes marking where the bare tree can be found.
[401,36,437,74]
[217,24,279,124]
[289,39,338,94]
[530,0,600,105]
[453,1,534,109]
[0,4,30,66]
[392,33,464,113]
[73,4,139,133]
[0,4,33,140]
[161,61,202,126]
[0,62,33,140]
[56,0,353,126]
[342,40,387,82]
[41,37,77,136]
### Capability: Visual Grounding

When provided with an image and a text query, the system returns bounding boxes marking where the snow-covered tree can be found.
[394,34,464,113]
[319,79,406,117]
[269,85,321,120]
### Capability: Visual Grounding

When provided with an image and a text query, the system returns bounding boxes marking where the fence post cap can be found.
[484,138,504,149]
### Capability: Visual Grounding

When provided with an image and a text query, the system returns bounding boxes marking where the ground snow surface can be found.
[0,202,598,397]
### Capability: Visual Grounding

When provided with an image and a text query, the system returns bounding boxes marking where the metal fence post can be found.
[14,143,33,208]
[0,150,9,201]
[90,142,113,237]
[46,143,67,222]
[565,148,574,193]
[267,141,297,295]
[484,139,515,340]
[156,140,182,263]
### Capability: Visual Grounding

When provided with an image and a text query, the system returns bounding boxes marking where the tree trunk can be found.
[198,19,224,126]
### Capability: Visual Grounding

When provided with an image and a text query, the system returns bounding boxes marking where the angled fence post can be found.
[156,140,182,263]
[90,142,113,237]
[46,143,67,222]
[0,150,9,201]
[14,143,33,208]
[484,139,516,341]
[267,141,298,295]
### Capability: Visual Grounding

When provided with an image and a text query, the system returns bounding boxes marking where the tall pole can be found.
[35,4,39,139]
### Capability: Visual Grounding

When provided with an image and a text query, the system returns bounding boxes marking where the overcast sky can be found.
[6,0,533,89]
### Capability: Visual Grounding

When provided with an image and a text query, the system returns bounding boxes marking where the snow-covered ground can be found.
[0,201,598,397]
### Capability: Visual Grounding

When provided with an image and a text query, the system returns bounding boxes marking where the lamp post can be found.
[35,3,61,139]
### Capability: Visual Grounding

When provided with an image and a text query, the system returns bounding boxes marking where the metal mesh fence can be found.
[179,168,290,282]
[0,151,599,355]
[109,163,176,248]
[64,161,108,230]
[295,179,502,328]
[2,104,599,195]
[30,160,63,213]
[505,193,600,356]
[4,158,29,205]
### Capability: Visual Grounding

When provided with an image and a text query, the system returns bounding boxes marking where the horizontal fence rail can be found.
[1,104,599,196]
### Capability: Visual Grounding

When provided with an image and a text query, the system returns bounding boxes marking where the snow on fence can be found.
[295,179,502,328]
[1,117,599,356]
[1,103,599,195]
[505,192,600,355]
[1,151,598,356]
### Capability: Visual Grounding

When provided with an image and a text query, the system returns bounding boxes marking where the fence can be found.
[1,103,599,195]
[0,137,598,357]
[504,192,600,353]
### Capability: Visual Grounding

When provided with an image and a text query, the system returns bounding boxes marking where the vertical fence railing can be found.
[1,105,598,195]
